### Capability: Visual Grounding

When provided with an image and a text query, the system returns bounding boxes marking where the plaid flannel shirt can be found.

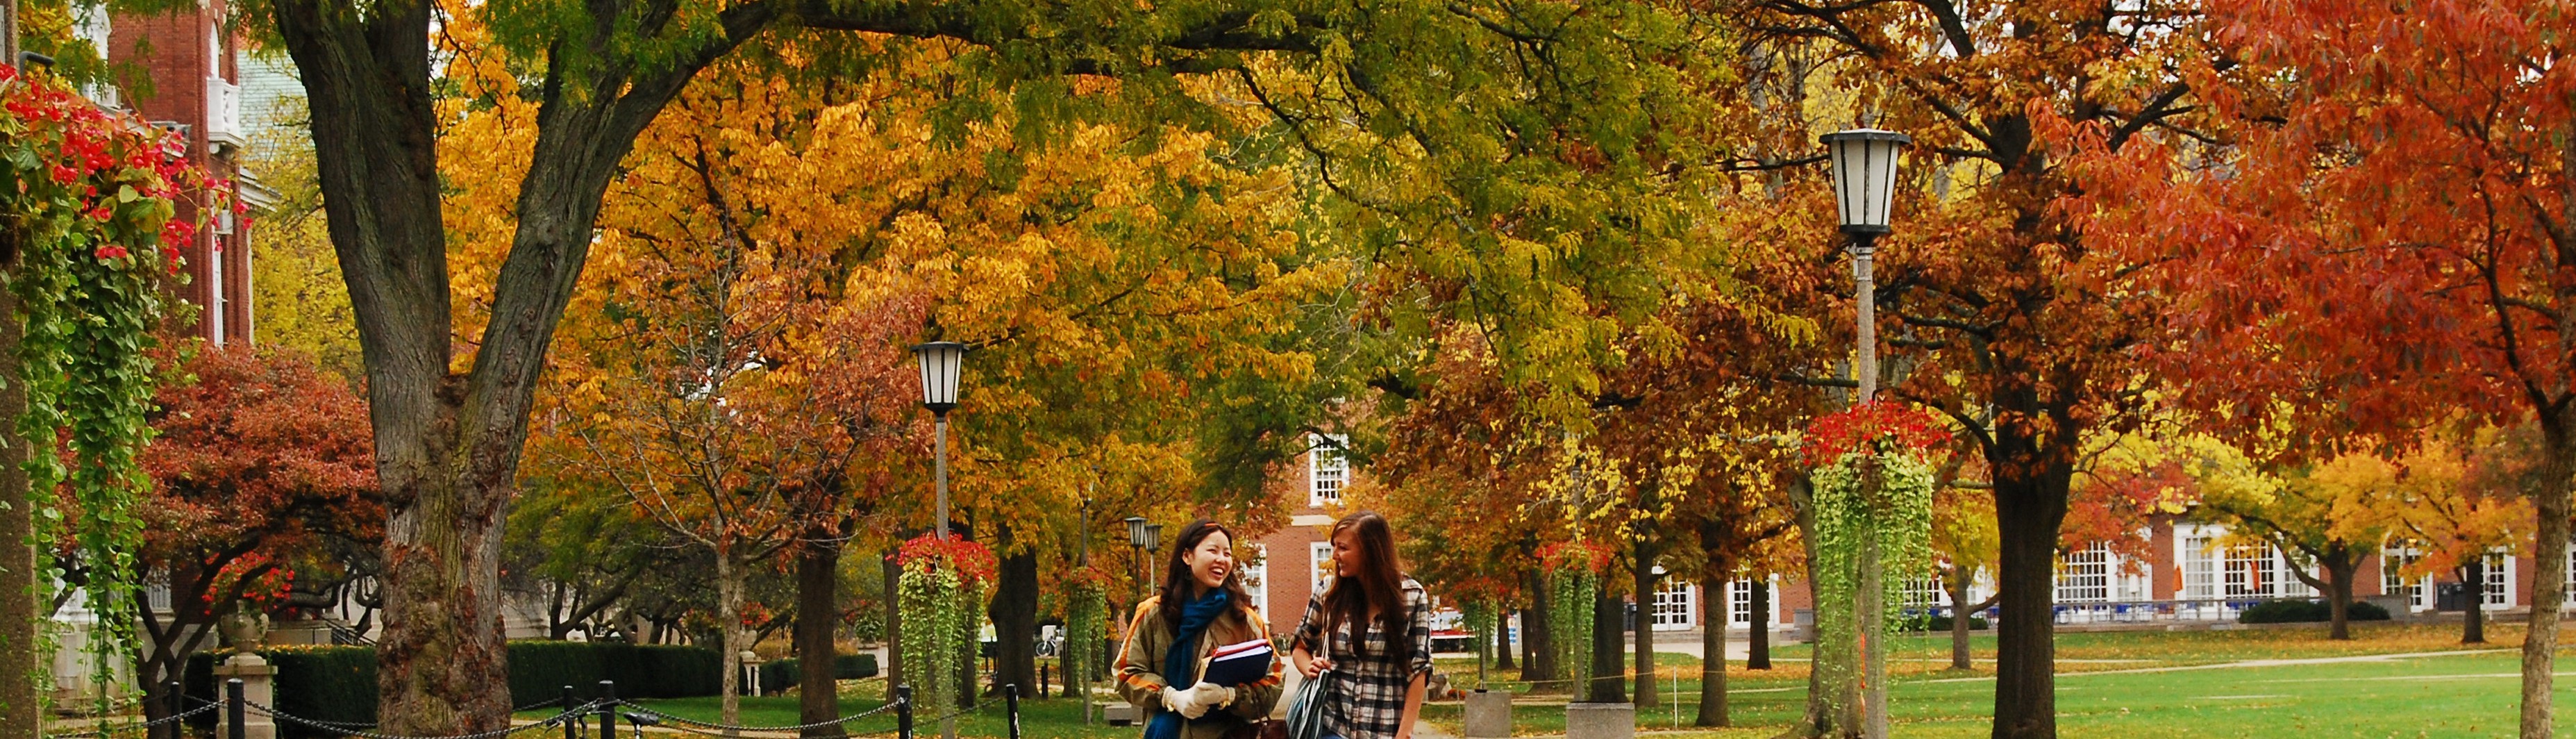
[1293,577,1432,739]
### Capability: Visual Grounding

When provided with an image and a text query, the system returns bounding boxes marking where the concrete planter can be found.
[1464,690,1513,738]
[1564,702,1634,739]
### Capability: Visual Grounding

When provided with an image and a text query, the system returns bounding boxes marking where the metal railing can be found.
[44,679,1046,739]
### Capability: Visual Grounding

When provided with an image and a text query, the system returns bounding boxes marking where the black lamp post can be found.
[1818,128,1909,402]
[1123,517,1149,605]
[912,341,966,538]
[1820,127,1908,739]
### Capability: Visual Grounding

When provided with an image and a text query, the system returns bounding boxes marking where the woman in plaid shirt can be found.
[1290,512,1433,739]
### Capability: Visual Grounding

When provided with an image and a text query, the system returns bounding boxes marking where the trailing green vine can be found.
[1536,541,1607,693]
[898,533,996,713]
[1059,566,1110,704]
[1801,401,1946,724]
[0,65,208,706]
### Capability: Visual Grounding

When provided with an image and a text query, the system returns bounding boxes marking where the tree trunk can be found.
[1784,473,1841,737]
[719,554,746,731]
[1695,576,1727,727]
[1749,580,1771,670]
[2520,413,2574,739]
[2465,558,2487,645]
[1587,591,1625,704]
[1521,570,1558,687]
[1494,611,1515,670]
[0,274,35,739]
[989,545,1039,698]
[1949,568,1973,671]
[1989,454,2075,739]
[1632,555,1656,710]
[885,551,904,695]
[798,541,842,738]
[2325,558,2356,641]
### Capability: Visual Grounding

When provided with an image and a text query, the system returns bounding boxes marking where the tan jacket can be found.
[1114,596,1285,738]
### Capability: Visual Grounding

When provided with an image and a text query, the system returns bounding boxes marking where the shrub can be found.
[505,641,722,703]
[188,640,726,734]
[185,645,376,739]
[755,654,882,695]
[2238,599,2393,624]
[1893,614,1989,632]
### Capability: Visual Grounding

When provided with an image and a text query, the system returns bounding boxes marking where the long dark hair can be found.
[1157,519,1253,629]
[1322,511,1405,654]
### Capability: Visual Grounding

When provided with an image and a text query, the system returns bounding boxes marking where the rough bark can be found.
[1748,581,1771,670]
[885,551,903,692]
[1494,612,1515,670]
[1989,448,2075,739]
[1587,592,1625,704]
[1948,567,1972,670]
[1632,553,1657,709]
[798,540,842,738]
[1784,473,1842,737]
[2521,413,2574,739]
[989,545,1040,697]
[1521,570,1559,688]
[719,554,747,729]
[2464,558,2487,645]
[1694,575,1728,727]
[0,261,36,739]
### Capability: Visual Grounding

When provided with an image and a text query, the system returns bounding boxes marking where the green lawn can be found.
[519,624,2565,738]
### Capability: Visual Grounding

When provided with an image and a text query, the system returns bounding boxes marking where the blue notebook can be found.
[1198,639,1274,686]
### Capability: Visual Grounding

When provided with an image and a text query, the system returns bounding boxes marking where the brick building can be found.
[104,0,260,345]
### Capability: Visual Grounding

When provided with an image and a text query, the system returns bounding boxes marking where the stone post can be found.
[1464,690,1513,738]
[213,654,278,739]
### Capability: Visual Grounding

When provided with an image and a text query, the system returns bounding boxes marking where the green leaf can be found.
[116,185,137,204]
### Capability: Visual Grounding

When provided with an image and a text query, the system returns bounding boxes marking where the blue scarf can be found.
[1145,588,1232,739]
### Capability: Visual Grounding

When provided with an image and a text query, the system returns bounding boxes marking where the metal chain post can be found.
[226,679,246,739]
[596,681,617,739]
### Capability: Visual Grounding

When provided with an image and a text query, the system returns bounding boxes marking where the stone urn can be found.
[217,608,269,649]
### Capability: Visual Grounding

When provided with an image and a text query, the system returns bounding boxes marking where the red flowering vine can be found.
[1534,540,1614,574]
[898,532,998,585]
[1802,400,1952,467]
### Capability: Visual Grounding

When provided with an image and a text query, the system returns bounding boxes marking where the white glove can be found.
[1187,681,1235,716]
[1162,685,1194,716]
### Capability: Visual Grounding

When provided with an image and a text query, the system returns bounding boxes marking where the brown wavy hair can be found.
[1157,519,1253,629]
[1321,511,1405,656]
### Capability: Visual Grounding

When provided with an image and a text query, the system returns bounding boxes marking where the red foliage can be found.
[138,344,379,618]
[1801,401,1951,467]
[898,533,998,586]
[1534,540,1614,574]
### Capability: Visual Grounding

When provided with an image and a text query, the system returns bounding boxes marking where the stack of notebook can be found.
[1198,638,1275,686]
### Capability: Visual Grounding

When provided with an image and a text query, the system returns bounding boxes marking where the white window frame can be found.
[1648,568,1692,631]
[2056,543,2113,604]
[1241,543,1269,617]
[1308,434,1348,508]
[1729,577,1781,629]
[1310,541,1335,595]
[2383,543,2432,611]
[2177,524,2222,599]
[2486,551,2513,607]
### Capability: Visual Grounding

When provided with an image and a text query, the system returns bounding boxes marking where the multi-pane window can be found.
[1651,577,1693,630]
[2057,544,2112,603]
[1310,542,1336,593]
[1730,579,1773,626]
[2224,544,2279,597]
[1902,573,1948,611]
[2486,552,2511,606]
[2383,544,2429,610]
[1309,434,1348,507]
[1241,544,1269,617]
[2181,533,2220,599]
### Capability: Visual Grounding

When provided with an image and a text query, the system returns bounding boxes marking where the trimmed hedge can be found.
[755,654,881,695]
[2237,599,2393,624]
[186,640,726,734]
[1895,614,1990,631]
[505,641,723,703]
[185,646,377,739]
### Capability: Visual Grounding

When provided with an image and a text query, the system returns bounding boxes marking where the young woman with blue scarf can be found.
[1116,520,1285,739]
